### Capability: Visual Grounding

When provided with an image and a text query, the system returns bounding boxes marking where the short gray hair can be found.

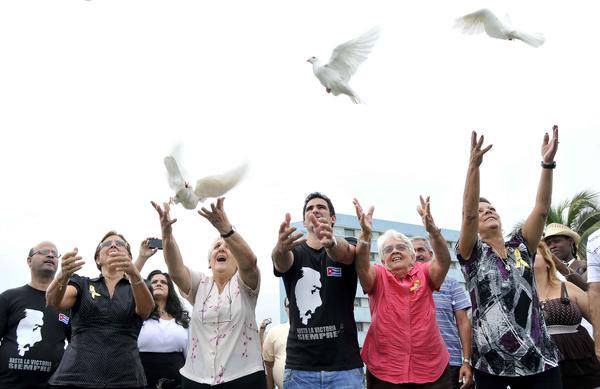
[410,236,433,253]
[377,230,415,259]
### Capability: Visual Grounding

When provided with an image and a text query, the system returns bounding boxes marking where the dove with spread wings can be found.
[164,156,248,210]
[307,26,380,104]
[455,9,545,48]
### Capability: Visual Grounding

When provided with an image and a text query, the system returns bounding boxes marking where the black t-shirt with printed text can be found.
[275,238,362,371]
[0,285,69,389]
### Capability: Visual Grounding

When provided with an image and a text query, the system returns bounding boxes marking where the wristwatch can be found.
[221,226,236,238]
[462,357,471,366]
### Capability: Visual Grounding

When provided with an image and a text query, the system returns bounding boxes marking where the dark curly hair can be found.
[146,270,190,329]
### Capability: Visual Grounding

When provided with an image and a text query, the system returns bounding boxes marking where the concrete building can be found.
[279,213,463,347]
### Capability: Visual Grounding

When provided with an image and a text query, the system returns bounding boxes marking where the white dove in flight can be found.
[307,26,380,104]
[455,9,545,48]
[164,156,248,210]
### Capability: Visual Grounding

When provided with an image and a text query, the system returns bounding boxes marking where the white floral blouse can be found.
[180,269,263,385]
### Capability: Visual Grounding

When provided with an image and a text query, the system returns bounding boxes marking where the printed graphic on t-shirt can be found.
[294,267,322,325]
[16,309,44,356]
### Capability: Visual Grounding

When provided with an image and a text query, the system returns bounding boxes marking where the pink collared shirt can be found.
[361,262,450,384]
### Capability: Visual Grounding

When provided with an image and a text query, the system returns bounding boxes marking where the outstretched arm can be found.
[199,197,260,290]
[458,131,492,261]
[353,198,376,293]
[151,201,191,295]
[272,213,306,273]
[420,196,451,289]
[522,125,559,254]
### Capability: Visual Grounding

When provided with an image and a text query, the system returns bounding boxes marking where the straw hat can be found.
[544,223,581,245]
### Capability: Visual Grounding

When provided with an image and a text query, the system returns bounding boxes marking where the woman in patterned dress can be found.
[151,197,265,389]
[457,127,562,389]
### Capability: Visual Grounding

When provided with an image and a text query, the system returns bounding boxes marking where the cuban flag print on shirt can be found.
[327,267,342,277]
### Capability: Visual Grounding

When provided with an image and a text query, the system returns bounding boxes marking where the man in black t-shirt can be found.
[0,241,70,389]
[272,192,363,388]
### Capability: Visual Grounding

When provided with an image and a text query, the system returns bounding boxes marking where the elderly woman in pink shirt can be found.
[353,196,453,389]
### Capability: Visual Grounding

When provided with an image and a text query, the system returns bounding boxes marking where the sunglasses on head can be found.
[30,248,60,258]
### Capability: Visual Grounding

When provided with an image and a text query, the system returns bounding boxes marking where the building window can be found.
[344,228,355,238]
[354,298,360,307]
[372,231,380,240]
[356,322,364,331]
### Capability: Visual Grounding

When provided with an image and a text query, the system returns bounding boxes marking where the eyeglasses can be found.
[30,248,60,258]
[98,240,127,249]
[200,281,232,325]
[382,244,411,255]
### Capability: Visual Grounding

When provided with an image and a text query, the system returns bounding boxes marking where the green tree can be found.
[512,190,600,259]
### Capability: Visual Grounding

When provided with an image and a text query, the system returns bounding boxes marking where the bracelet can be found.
[358,239,371,246]
[541,161,556,169]
[462,357,471,366]
[130,278,144,287]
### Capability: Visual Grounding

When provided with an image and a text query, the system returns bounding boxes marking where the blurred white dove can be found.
[164,156,248,210]
[307,26,380,104]
[455,9,545,48]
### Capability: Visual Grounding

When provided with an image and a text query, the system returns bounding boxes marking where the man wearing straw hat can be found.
[544,223,587,281]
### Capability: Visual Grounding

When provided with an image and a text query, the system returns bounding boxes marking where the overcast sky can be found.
[1,0,598,323]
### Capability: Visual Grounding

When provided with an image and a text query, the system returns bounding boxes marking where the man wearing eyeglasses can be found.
[272,192,363,389]
[0,241,70,389]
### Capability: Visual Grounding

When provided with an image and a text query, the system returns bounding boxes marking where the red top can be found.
[361,262,450,384]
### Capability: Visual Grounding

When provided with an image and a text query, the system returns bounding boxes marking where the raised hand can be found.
[151,201,177,237]
[353,198,374,239]
[138,238,158,260]
[275,213,306,254]
[541,125,559,163]
[309,214,335,248]
[58,248,85,282]
[469,131,493,167]
[198,197,232,235]
[417,196,440,236]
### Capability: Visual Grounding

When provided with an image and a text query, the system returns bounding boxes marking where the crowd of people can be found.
[1,128,600,389]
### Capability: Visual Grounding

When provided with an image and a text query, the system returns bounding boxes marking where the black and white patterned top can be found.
[457,230,559,376]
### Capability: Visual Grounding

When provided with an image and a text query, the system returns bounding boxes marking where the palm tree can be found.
[511,190,600,259]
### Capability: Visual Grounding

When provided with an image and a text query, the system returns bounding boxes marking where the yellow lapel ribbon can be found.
[409,279,421,293]
[513,249,530,269]
[89,285,101,299]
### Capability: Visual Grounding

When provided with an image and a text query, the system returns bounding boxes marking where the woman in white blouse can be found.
[151,197,265,389]
[135,262,190,388]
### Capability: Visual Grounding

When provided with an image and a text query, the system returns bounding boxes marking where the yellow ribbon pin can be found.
[410,279,421,293]
[513,250,530,269]
[89,285,101,299]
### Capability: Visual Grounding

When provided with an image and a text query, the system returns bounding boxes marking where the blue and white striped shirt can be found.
[432,277,471,366]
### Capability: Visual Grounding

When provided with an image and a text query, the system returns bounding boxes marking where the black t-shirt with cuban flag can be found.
[274,237,363,371]
[0,285,70,389]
